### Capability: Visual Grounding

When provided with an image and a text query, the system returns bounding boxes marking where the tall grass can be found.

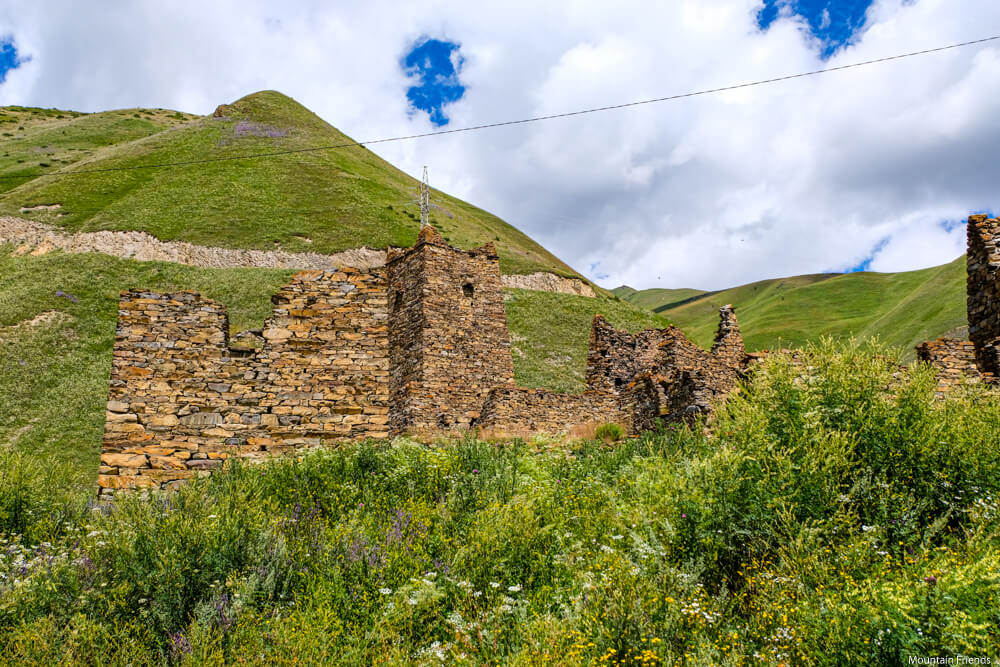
[1,340,997,664]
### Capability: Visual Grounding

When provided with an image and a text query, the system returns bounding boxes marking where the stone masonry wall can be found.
[586,316,673,394]
[475,387,630,436]
[915,338,982,397]
[386,226,515,433]
[585,306,748,422]
[968,214,1000,377]
[100,229,754,496]
[917,215,999,389]
[99,269,390,497]
[101,291,232,494]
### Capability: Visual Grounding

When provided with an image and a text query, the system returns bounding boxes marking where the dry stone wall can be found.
[99,269,391,497]
[918,215,999,390]
[386,226,515,433]
[100,229,754,496]
[915,338,983,397]
[586,306,748,422]
[968,214,1000,377]
[476,387,630,436]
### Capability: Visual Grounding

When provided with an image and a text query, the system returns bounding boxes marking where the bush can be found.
[594,422,624,443]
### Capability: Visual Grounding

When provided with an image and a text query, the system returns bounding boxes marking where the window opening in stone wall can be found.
[462,282,474,299]
[393,291,403,311]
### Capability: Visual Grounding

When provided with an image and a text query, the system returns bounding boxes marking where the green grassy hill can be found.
[615,258,967,353]
[0,92,578,277]
[611,286,707,311]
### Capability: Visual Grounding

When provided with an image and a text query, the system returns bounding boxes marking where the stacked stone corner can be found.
[917,215,1000,391]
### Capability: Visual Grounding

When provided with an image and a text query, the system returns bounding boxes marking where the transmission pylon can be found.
[420,165,430,228]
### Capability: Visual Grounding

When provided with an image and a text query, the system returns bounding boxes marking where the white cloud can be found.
[1,0,998,290]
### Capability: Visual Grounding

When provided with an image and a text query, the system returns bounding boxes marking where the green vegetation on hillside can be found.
[0,92,580,277]
[0,248,664,487]
[506,289,670,393]
[611,286,706,311]
[2,342,997,663]
[0,106,197,193]
[617,259,966,354]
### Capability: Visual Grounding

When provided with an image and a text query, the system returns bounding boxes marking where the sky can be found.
[1,0,998,290]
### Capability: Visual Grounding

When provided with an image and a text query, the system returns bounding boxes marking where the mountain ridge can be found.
[614,257,967,354]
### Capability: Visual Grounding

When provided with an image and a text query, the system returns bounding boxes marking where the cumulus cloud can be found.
[1,0,998,290]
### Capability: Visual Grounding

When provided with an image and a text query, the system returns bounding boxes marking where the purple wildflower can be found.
[168,632,192,657]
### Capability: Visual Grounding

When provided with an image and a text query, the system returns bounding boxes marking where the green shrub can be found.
[594,422,625,443]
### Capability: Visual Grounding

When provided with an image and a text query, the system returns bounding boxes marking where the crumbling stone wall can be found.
[99,269,391,497]
[917,215,999,389]
[101,291,233,494]
[258,268,391,441]
[586,316,673,394]
[915,338,982,397]
[386,226,515,433]
[968,214,1000,377]
[585,306,748,421]
[100,228,755,496]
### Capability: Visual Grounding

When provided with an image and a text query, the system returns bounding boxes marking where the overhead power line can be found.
[1,33,998,183]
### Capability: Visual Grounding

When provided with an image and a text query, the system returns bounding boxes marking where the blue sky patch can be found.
[846,236,890,272]
[757,0,873,58]
[939,219,965,233]
[589,261,609,281]
[0,35,28,84]
[402,38,465,127]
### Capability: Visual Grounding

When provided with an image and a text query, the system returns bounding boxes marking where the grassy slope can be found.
[0,249,666,487]
[0,92,580,277]
[611,286,707,311]
[0,105,197,193]
[505,289,670,394]
[617,259,966,354]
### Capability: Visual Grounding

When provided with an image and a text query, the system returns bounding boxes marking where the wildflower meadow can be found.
[1,340,998,664]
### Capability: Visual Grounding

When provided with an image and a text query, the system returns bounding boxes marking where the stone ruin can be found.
[917,214,1000,394]
[98,226,749,496]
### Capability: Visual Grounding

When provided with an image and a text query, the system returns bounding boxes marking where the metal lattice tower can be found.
[419,165,430,228]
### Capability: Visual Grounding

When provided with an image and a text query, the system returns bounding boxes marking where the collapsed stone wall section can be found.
[585,305,748,422]
[915,338,982,397]
[586,316,672,394]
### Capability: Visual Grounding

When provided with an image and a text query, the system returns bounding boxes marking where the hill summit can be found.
[0,91,579,277]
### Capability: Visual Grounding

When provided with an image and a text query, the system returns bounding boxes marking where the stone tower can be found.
[386,226,515,433]
[967,214,1000,377]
